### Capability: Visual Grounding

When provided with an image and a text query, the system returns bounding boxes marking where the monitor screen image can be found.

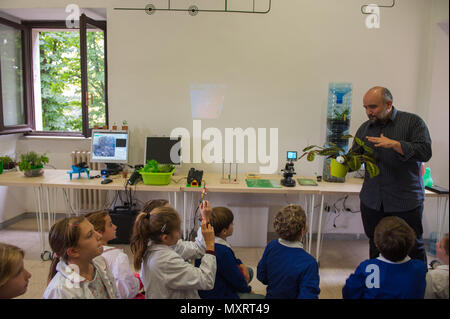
[145,136,181,165]
[287,151,298,161]
[91,130,129,163]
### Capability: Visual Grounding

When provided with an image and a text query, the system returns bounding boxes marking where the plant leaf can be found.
[307,151,316,161]
[362,144,374,154]
[365,161,380,178]
[354,137,364,146]
[340,134,353,139]
[302,145,321,152]
[347,156,361,171]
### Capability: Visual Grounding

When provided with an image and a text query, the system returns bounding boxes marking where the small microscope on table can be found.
[281,151,297,187]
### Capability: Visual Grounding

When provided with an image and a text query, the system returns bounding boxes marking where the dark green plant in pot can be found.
[299,135,380,178]
[0,156,16,170]
[17,152,49,173]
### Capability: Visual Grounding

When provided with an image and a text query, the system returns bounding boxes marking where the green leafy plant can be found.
[141,159,174,173]
[0,156,15,169]
[332,108,350,121]
[299,135,380,178]
[17,152,49,172]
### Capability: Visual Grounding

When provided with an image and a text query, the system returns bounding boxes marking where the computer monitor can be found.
[145,136,181,165]
[90,130,129,164]
[287,151,298,161]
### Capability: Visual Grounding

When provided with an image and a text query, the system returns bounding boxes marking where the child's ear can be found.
[160,234,168,243]
[66,247,80,259]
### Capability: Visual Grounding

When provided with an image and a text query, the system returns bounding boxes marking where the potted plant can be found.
[0,156,16,172]
[112,121,118,130]
[121,120,128,131]
[299,135,379,178]
[17,152,49,177]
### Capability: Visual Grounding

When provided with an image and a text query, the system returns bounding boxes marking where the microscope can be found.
[281,151,297,187]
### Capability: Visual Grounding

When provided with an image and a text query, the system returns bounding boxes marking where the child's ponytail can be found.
[130,212,153,271]
[130,207,181,270]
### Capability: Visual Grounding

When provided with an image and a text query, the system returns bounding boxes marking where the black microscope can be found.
[281,151,297,187]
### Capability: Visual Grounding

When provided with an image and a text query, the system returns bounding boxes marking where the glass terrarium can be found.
[323,82,353,182]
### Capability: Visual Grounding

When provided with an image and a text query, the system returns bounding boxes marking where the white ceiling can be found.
[0,8,106,21]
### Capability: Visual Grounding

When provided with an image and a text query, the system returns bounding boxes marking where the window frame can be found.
[0,16,34,135]
[0,16,108,137]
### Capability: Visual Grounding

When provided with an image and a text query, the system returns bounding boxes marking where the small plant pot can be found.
[24,168,44,177]
[330,159,348,178]
[112,125,118,130]
[121,125,128,131]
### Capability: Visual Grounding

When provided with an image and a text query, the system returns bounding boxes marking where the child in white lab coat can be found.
[130,206,216,299]
[86,211,142,299]
[44,216,117,299]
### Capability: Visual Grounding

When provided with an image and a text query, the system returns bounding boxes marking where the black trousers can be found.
[360,202,427,264]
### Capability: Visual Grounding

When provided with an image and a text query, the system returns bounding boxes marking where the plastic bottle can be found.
[423,167,433,187]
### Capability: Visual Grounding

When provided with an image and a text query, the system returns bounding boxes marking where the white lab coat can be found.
[425,264,449,299]
[43,256,118,299]
[102,246,140,299]
[141,239,216,299]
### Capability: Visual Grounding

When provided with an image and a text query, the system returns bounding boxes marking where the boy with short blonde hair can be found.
[257,204,320,299]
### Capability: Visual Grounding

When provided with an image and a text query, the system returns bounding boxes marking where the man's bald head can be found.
[363,87,394,124]
[366,86,393,105]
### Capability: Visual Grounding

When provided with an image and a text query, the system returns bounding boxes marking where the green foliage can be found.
[39,30,105,131]
[141,160,175,173]
[0,156,13,166]
[299,135,379,178]
[331,108,350,121]
[17,152,49,171]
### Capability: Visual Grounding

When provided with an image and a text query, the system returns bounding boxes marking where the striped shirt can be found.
[354,106,432,212]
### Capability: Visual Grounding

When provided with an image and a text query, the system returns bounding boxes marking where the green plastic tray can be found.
[139,168,175,185]
[245,179,282,188]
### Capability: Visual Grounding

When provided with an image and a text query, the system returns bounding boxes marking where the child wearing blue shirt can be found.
[342,216,427,299]
[196,207,264,299]
[257,204,320,299]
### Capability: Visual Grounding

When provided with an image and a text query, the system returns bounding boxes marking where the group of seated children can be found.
[0,199,448,299]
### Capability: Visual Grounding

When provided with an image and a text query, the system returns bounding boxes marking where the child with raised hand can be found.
[196,206,264,299]
[44,216,118,299]
[342,216,427,299]
[425,233,449,299]
[130,206,216,299]
[86,211,142,299]
[257,204,320,299]
[0,243,32,299]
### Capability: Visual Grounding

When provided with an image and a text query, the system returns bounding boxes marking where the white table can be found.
[1,170,447,263]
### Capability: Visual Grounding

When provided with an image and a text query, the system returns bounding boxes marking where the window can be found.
[0,17,32,135]
[0,13,107,137]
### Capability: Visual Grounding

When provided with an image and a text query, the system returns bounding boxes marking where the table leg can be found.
[438,196,449,240]
[316,194,325,263]
[33,187,44,255]
[183,192,187,239]
[174,191,177,213]
[309,194,315,254]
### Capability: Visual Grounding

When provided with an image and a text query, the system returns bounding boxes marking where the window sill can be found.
[21,135,91,141]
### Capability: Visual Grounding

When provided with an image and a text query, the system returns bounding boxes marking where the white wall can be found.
[0,134,24,223]
[0,0,448,242]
